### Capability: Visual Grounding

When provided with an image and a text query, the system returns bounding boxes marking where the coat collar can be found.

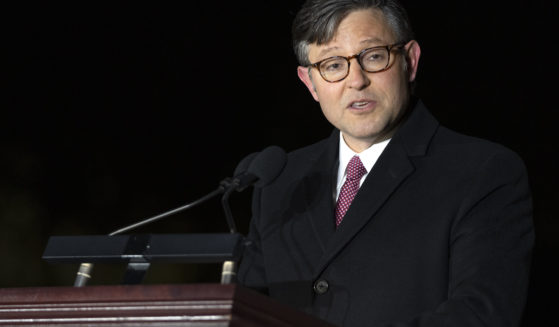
[304,99,440,276]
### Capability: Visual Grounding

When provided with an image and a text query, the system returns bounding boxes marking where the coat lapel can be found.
[302,131,339,252]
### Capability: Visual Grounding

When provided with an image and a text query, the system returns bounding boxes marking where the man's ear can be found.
[297,66,319,102]
[405,40,421,82]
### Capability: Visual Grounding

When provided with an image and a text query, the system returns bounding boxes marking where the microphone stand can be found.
[74,186,226,287]
[72,146,285,287]
[220,182,239,284]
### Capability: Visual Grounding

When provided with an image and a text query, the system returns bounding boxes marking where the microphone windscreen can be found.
[233,152,258,177]
[247,145,287,187]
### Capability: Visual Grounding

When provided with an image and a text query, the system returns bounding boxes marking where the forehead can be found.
[308,8,397,60]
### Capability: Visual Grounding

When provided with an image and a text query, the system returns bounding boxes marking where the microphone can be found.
[230,145,287,191]
[234,152,259,176]
[218,152,258,192]
[219,145,287,284]
[73,146,286,287]
[220,145,287,233]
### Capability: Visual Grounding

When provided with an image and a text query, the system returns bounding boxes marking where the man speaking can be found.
[237,1,534,326]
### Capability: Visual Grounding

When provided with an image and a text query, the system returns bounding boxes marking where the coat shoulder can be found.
[430,126,526,166]
[287,132,337,161]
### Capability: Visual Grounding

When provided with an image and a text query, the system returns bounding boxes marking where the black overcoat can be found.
[238,100,534,327]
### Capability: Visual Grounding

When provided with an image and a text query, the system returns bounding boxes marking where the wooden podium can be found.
[1,234,333,325]
[0,283,334,326]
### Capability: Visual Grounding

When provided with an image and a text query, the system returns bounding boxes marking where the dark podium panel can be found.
[0,283,334,326]
[42,234,244,264]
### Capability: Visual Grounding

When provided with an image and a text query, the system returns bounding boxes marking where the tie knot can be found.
[346,156,367,181]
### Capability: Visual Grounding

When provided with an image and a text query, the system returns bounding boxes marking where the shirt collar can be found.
[337,131,391,178]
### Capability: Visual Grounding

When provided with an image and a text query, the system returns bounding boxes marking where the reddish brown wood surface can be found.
[0,284,334,326]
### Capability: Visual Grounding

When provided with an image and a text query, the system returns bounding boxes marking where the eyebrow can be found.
[316,37,388,59]
[317,46,340,59]
[359,37,386,46]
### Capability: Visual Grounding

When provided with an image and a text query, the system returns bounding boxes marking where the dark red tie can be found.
[335,156,367,227]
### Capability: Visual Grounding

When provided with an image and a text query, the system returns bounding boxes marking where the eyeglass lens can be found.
[319,47,389,82]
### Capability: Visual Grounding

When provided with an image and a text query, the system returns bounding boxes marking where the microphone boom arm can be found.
[109,187,225,236]
[73,186,225,287]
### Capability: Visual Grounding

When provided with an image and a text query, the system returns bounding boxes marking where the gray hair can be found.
[292,0,414,66]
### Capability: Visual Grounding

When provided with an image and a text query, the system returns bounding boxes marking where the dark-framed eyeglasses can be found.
[309,42,407,83]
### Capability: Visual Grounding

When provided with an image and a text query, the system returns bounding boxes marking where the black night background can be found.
[2,1,557,325]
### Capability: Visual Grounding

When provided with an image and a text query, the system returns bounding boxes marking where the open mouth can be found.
[349,100,376,110]
[351,101,370,108]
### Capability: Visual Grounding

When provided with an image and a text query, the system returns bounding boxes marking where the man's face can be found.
[297,9,421,152]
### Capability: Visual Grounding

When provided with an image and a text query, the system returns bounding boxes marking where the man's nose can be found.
[346,58,370,90]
